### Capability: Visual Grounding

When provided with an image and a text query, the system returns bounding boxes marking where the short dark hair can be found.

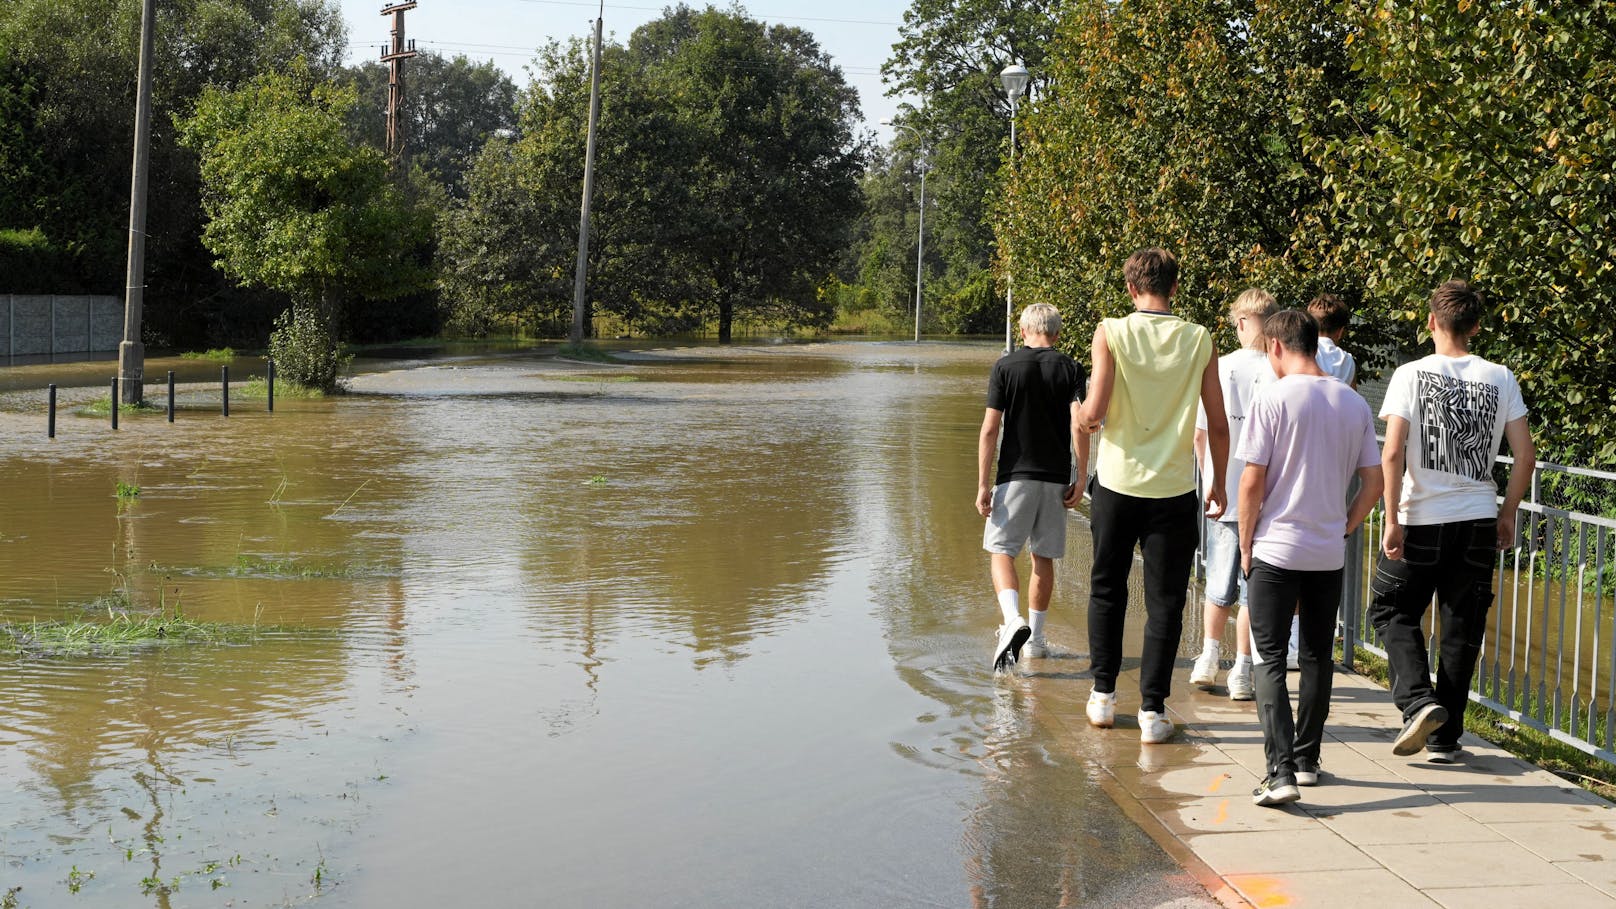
[1429,280,1484,334]
[1307,293,1351,334]
[1263,309,1318,357]
[1123,248,1179,297]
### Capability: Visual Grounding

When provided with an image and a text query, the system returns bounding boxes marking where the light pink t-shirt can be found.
[1237,374,1381,571]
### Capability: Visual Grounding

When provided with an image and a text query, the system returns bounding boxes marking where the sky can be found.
[338,0,919,142]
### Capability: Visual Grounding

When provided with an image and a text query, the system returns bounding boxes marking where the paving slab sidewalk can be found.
[1031,654,1616,908]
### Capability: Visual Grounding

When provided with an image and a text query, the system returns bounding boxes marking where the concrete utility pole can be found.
[570,1,605,345]
[117,0,158,405]
[380,2,420,165]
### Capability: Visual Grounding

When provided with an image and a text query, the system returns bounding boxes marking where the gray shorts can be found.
[983,480,1069,559]
[1204,518,1245,608]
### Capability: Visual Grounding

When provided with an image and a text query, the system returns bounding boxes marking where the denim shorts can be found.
[1203,519,1245,607]
[983,480,1069,559]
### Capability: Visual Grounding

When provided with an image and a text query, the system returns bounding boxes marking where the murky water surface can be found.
[0,342,1212,907]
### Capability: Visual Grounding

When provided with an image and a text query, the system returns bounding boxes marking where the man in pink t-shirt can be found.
[1236,310,1383,807]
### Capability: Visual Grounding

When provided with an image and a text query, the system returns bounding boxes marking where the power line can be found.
[511,0,899,28]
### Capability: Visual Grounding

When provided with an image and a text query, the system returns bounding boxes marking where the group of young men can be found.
[976,248,1535,808]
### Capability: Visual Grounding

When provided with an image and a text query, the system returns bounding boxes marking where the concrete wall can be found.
[2,295,122,356]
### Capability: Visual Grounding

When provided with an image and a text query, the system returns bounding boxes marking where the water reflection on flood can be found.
[0,342,1212,907]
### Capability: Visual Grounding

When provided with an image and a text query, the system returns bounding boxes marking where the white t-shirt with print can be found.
[1195,348,1275,523]
[1380,353,1528,525]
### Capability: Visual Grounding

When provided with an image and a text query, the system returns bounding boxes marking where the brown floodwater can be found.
[0,342,1217,907]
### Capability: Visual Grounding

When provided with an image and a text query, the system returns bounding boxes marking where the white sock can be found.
[1028,609,1047,640]
[1235,654,1253,668]
[997,590,1021,626]
[1202,637,1220,656]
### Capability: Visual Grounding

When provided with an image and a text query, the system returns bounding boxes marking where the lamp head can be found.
[999,63,1030,102]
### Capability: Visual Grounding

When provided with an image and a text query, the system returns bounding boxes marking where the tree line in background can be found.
[997,0,1616,466]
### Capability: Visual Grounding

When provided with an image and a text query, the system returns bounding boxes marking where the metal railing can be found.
[1338,458,1616,767]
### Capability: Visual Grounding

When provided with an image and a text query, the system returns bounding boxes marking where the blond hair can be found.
[1019,303,1062,338]
[1231,288,1278,350]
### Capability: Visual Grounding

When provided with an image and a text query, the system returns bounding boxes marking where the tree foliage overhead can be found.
[1318,0,1616,462]
[875,0,1058,333]
[999,0,1366,357]
[439,4,866,342]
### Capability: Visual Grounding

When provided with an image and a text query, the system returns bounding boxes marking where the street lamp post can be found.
[999,63,1030,355]
[881,118,928,344]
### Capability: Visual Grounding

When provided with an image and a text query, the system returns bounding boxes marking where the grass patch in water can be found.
[78,397,161,418]
[180,347,236,361]
[232,376,327,400]
[556,342,622,364]
[150,554,383,580]
[0,597,283,657]
[115,481,141,500]
[1347,647,1616,800]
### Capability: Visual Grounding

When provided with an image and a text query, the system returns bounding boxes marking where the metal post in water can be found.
[221,365,229,417]
[110,376,119,430]
[167,370,175,422]
[267,357,275,412]
[47,384,56,438]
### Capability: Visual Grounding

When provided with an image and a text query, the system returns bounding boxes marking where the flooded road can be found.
[0,342,1215,907]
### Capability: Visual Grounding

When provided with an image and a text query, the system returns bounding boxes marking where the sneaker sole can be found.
[1253,784,1301,807]
[1392,704,1449,756]
[1190,673,1217,689]
[1427,750,1466,764]
[1087,711,1114,729]
[993,625,1032,672]
[1295,771,1319,786]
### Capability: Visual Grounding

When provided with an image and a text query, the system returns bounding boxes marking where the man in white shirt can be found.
[1309,293,1357,388]
[1370,280,1535,762]
[1191,289,1276,700]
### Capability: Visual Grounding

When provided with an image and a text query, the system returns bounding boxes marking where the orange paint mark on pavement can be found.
[1233,875,1294,908]
[1212,799,1229,825]
[1206,773,1230,794]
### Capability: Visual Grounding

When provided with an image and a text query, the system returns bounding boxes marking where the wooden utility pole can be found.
[380,2,419,164]
[117,0,158,405]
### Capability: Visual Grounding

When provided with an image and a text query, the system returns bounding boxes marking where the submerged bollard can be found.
[110,376,119,430]
[167,370,175,422]
[267,357,275,412]
[47,384,56,438]
[221,365,229,417]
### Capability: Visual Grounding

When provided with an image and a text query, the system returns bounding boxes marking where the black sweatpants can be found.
[1248,558,1342,778]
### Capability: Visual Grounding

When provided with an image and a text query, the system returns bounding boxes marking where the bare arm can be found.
[1347,464,1384,531]
[1498,416,1535,550]
[1237,463,1267,576]
[1065,400,1090,508]
[1077,324,1113,432]
[1199,352,1229,519]
[1380,416,1408,559]
[976,408,1003,517]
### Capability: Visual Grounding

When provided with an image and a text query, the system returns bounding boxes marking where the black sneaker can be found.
[1392,703,1448,756]
[1294,758,1321,786]
[1253,773,1301,807]
[1427,746,1467,764]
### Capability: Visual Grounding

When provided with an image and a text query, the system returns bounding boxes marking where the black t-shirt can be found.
[987,346,1086,485]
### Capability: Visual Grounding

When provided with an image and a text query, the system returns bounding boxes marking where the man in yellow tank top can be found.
[1076,248,1230,743]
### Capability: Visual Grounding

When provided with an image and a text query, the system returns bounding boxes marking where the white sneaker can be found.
[1139,710,1174,744]
[1190,650,1219,688]
[1023,636,1048,659]
[992,621,1031,671]
[1086,690,1116,728]
[1227,662,1255,701]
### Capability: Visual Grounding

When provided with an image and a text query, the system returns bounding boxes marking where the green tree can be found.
[881,0,1058,332]
[343,52,518,195]
[997,0,1364,357]
[439,5,865,343]
[0,0,347,342]
[1317,0,1616,464]
[177,62,431,389]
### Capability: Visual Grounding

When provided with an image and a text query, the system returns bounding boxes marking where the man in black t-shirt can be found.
[976,303,1089,671]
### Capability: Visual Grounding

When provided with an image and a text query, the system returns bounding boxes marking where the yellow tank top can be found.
[1097,311,1213,498]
